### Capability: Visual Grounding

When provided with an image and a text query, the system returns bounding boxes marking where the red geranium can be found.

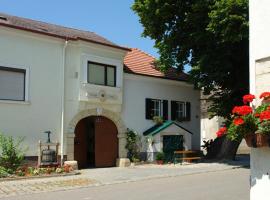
[259,92,270,99]
[260,110,270,121]
[242,94,255,104]
[216,127,227,137]
[254,113,260,118]
[233,117,245,126]
[232,105,253,116]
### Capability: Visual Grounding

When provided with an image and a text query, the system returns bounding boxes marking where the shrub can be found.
[156,152,165,161]
[0,133,26,173]
[0,166,9,178]
[125,129,140,162]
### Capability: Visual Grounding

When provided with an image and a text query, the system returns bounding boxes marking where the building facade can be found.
[0,13,200,168]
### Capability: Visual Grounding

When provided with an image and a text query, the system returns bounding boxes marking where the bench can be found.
[174,150,201,164]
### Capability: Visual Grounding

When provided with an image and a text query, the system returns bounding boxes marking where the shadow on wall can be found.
[250,148,270,187]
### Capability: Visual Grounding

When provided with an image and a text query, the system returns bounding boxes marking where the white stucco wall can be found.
[0,25,200,161]
[122,74,201,150]
[0,27,64,156]
[250,1,270,199]
[0,27,127,157]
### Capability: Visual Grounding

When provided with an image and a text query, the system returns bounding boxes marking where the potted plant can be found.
[153,116,164,125]
[225,92,270,148]
[155,152,165,165]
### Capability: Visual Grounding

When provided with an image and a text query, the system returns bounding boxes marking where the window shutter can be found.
[171,101,177,121]
[185,102,191,121]
[162,100,168,120]
[145,98,154,119]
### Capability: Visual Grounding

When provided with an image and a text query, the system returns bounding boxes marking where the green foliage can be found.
[227,114,258,141]
[132,0,249,119]
[125,129,140,162]
[0,133,26,173]
[255,103,270,115]
[155,152,165,161]
[152,116,164,125]
[258,121,270,135]
[0,166,9,178]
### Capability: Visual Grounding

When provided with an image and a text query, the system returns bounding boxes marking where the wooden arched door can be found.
[74,116,118,168]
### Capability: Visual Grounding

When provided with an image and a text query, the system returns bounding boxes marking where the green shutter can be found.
[146,98,154,119]
[163,100,168,120]
[171,101,177,120]
[185,102,191,121]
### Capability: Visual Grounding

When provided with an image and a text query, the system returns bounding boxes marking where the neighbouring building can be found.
[0,13,200,168]
[249,1,270,199]
[200,94,250,154]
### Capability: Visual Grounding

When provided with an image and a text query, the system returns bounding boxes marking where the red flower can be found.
[232,106,253,116]
[216,127,227,137]
[254,113,260,118]
[233,118,245,126]
[259,92,270,99]
[260,111,270,121]
[243,94,255,104]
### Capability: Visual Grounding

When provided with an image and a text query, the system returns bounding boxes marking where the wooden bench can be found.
[174,150,201,164]
[177,157,201,163]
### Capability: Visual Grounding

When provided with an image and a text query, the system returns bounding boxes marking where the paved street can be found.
[1,168,249,200]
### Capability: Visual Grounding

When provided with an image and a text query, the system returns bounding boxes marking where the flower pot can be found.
[244,133,256,147]
[156,160,164,165]
[244,133,270,148]
[256,133,270,147]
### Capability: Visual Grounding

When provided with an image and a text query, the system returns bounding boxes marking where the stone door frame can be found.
[66,108,127,161]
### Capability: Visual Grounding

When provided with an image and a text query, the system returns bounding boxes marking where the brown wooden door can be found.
[74,118,88,169]
[95,117,118,167]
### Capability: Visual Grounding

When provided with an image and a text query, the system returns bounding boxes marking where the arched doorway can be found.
[74,116,118,169]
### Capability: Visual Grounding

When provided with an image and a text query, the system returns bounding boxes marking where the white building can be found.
[249,1,270,199]
[0,13,200,168]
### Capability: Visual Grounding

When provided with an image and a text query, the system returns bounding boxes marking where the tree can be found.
[132,0,249,160]
[132,0,249,120]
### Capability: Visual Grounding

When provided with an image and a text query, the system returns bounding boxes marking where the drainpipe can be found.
[60,39,68,166]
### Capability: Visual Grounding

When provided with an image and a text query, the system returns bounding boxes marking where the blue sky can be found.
[0,0,159,57]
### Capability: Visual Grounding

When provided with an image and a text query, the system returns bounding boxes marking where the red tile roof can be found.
[124,48,189,81]
[0,13,129,51]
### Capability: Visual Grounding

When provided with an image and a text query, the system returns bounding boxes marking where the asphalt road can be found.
[2,168,249,200]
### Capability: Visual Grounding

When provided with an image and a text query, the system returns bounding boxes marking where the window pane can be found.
[107,67,115,86]
[152,100,161,116]
[88,63,105,85]
[0,68,25,101]
[176,102,185,118]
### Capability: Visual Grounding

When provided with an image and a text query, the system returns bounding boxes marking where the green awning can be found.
[143,120,193,136]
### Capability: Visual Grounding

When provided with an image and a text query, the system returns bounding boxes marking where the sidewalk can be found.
[0,155,249,198]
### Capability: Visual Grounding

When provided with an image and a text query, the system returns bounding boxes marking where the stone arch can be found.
[67,108,127,160]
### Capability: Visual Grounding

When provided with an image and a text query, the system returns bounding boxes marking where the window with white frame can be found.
[152,99,162,117]
[145,98,168,120]
[176,101,186,119]
[0,66,26,101]
[171,100,191,121]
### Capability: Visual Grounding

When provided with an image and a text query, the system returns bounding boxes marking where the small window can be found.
[152,99,162,117]
[171,101,191,121]
[87,61,116,87]
[145,98,168,120]
[176,102,186,119]
[0,66,26,101]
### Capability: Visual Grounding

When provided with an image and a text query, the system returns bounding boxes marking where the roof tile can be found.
[124,48,189,81]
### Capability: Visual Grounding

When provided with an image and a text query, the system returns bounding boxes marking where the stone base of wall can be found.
[116,158,131,167]
[23,155,67,167]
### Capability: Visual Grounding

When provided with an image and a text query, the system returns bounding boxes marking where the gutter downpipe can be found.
[60,39,68,166]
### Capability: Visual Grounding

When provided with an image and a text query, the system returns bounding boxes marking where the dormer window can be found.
[87,61,116,87]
